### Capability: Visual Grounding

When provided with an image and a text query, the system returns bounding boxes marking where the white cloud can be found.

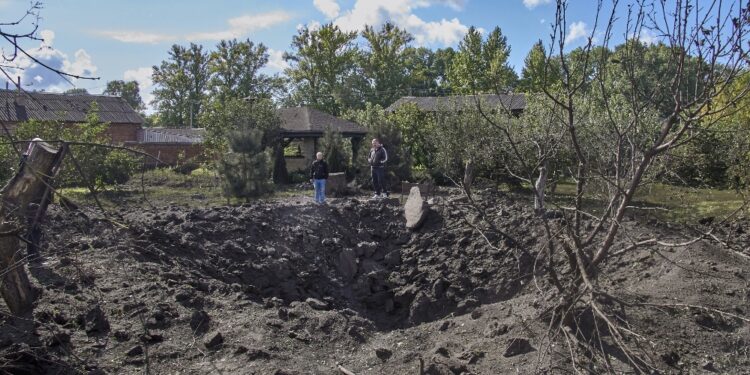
[314,0,340,18]
[40,30,55,46]
[523,0,552,9]
[267,49,290,71]
[186,11,295,41]
[124,67,154,109]
[3,30,98,92]
[637,29,660,45]
[331,0,471,47]
[97,31,176,44]
[97,10,293,44]
[565,21,589,44]
[404,15,469,45]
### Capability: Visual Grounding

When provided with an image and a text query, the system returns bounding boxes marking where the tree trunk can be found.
[0,140,65,315]
[534,162,548,214]
[463,158,475,199]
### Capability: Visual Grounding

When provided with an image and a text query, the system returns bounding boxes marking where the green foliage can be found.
[345,103,412,182]
[220,128,273,200]
[361,22,414,107]
[152,43,210,127]
[284,23,364,115]
[0,103,138,187]
[427,102,510,183]
[518,40,562,93]
[217,99,281,199]
[388,103,435,169]
[103,80,144,111]
[208,39,283,102]
[449,26,517,94]
[201,97,281,158]
[320,127,348,173]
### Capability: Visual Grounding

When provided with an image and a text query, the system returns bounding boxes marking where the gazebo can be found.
[277,107,368,172]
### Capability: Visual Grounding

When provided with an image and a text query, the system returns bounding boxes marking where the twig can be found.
[336,362,356,375]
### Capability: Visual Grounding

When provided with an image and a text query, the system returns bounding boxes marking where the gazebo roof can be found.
[278,107,367,138]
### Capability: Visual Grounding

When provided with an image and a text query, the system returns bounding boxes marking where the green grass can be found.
[552,181,747,222]
[56,167,312,209]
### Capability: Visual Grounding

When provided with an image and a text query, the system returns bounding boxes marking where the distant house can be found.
[386,94,526,115]
[0,89,202,166]
[127,128,205,166]
[0,89,144,143]
[278,107,368,172]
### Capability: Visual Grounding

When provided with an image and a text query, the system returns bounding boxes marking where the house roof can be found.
[386,94,526,113]
[0,89,144,125]
[137,128,205,144]
[278,107,367,137]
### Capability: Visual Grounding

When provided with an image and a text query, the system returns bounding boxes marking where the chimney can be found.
[16,76,20,92]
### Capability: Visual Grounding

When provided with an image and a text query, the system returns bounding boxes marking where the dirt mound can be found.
[0,190,747,374]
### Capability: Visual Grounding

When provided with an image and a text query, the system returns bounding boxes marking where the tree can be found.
[0,103,138,187]
[103,80,144,111]
[208,39,281,102]
[449,26,517,94]
[64,88,89,95]
[473,1,750,372]
[361,22,413,107]
[320,127,348,173]
[284,23,363,115]
[152,43,210,127]
[518,40,562,93]
[218,99,281,200]
[345,103,412,182]
[220,129,273,200]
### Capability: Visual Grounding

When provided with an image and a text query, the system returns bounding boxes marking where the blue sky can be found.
[0,0,636,107]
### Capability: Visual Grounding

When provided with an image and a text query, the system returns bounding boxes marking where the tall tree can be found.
[518,40,562,93]
[449,26,517,94]
[284,23,362,115]
[103,80,144,111]
[208,39,279,102]
[361,22,413,107]
[152,43,210,127]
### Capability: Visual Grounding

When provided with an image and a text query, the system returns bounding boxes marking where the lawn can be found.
[552,181,747,223]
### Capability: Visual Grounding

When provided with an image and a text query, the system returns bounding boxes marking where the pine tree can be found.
[217,99,280,200]
[320,126,348,173]
[219,129,272,200]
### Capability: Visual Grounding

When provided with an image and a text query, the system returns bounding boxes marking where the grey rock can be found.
[404,187,429,230]
[305,297,329,310]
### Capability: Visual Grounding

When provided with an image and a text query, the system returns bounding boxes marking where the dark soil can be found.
[0,189,748,374]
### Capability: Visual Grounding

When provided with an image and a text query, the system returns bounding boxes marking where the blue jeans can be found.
[313,179,326,203]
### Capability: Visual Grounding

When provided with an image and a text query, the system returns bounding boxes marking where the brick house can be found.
[0,89,202,166]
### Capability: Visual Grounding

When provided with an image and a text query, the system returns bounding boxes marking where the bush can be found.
[0,103,138,188]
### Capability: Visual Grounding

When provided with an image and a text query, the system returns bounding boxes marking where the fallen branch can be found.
[336,362,356,375]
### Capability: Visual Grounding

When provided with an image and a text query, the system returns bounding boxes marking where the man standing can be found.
[310,152,329,204]
[368,138,388,199]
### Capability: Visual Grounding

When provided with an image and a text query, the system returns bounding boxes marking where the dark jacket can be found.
[310,159,329,180]
[368,146,388,168]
